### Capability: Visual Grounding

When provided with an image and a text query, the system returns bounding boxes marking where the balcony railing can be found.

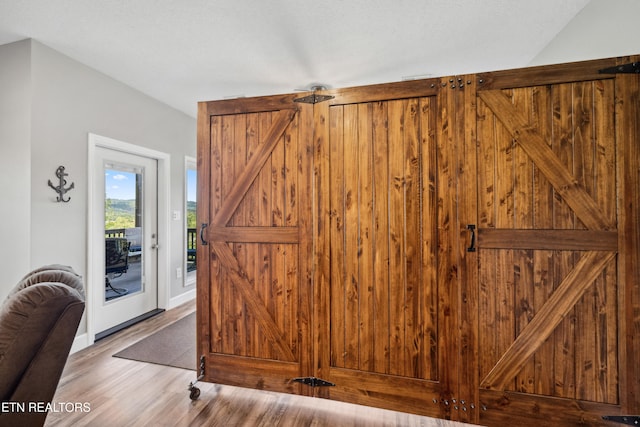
[105,228,126,238]
[104,228,197,272]
[187,228,197,272]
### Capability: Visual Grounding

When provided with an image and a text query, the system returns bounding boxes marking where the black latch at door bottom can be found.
[291,377,336,387]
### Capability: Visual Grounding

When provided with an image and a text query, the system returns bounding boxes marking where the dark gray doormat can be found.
[113,312,195,370]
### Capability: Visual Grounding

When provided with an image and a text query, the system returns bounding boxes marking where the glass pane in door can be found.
[104,167,144,302]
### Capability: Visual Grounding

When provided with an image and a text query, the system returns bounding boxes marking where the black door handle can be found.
[200,223,208,246]
[467,224,476,252]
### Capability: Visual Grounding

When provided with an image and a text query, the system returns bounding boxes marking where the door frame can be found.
[87,132,171,345]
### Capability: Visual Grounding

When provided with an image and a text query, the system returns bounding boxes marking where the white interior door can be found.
[93,146,158,336]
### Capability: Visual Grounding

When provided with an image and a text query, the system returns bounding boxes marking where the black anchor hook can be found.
[48,165,75,202]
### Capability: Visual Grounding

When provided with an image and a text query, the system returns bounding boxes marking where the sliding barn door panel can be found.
[475,63,628,426]
[319,94,441,416]
[315,80,477,421]
[197,99,314,394]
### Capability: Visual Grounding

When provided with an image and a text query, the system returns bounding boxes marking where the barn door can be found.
[196,56,640,425]
[474,58,633,426]
[314,79,478,421]
[196,96,314,394]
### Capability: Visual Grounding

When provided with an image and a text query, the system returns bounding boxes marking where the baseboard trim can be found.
[168,288,196,309]
[70,333,89,354]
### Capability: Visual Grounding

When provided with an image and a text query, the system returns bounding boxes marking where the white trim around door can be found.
[87,133,171,346]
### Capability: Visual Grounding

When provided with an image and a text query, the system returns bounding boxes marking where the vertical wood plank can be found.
[476,94,498,381]
[233,114,248,357]
[314,99,332,394]
[436,80,460,413]
[372,101,390,375]
[458,75,479,424]
[329,105,346,368]
[387,99,406,377]
[404,98,421,378]
[593,79,618,404]
[495,89,515,392]
[512,88,535,394]
[283,114,299,360]
[358,103,375,372]
[245,112,260,358]
[208,114,224,354]
[573,81,596,402]
[450,84,469,418]
[196,103,213,362]
[420,96,438,380]
[272,128,286,361]
[220,115,235,356]
[552,83,577,399]
[258,112,274,359]
[343,103,360,369]
[615,57,640,412]
[296,102,314,394]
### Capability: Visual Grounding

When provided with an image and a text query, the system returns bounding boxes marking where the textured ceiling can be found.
[0,0,591,117]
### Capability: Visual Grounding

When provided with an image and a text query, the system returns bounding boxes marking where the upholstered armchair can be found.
[0,265,85,427]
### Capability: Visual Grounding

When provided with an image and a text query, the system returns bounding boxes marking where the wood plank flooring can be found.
[45,301,473,427]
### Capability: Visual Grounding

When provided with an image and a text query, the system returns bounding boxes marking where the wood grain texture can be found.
[458,74,479,424]
[479,389,621,427]
[476,77,621,408]
[210,109,296,228]
[200,104,309,384]
[196,55,639,425]
[475,56,615,90]
[327,97,439,379]
[478,229,618,251]
[481,251,616,390]
[478,90,613,231]
[209,226,299,243]
[616,56,640,412]
[211,242,295,362]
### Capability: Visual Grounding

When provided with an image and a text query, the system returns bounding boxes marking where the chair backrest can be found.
[105,237,129,274]
[10,267,85,300]
[0,266,85,427]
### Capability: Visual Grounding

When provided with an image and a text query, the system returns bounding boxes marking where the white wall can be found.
[530,0,640,66]
[0,40,31,297]
[0,39,196,338]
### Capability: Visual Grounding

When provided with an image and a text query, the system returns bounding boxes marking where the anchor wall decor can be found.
[48,165,75,202]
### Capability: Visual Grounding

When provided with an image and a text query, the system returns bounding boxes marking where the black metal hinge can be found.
[602,415,640,425]
[291,377,335,387]
[293,94,335,104]
[599,62,640,74]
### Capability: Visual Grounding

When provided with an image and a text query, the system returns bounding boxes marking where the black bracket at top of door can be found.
[602,415,640,425]
[598,62,640,74]
[291,377,335,387]
[293,94,335,104]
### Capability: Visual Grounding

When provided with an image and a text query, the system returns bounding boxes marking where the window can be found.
[185,157,197,286]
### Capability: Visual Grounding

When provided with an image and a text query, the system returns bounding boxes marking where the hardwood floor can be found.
[45,301,472,427]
